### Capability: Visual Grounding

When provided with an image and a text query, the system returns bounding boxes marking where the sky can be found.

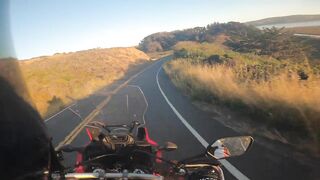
[9,0,320,59]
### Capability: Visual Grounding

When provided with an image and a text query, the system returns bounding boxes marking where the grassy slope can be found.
[19,47,150,117]
[165,41,320,153]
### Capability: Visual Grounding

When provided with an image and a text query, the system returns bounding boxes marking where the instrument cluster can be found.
[103,127,135,148]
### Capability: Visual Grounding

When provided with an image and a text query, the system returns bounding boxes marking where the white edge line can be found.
[44,103,76,122]
[156,65,250,180]
[67,107,82,121]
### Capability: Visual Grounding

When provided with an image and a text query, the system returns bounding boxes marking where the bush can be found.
[164,43,320,153]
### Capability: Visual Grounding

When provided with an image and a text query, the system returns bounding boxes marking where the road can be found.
[46,56,320,180]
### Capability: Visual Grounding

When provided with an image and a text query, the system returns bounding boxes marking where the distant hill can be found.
[246,14,320,26]
[19,47,150,117]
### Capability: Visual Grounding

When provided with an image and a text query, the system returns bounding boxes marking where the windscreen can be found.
[95,85,148,129]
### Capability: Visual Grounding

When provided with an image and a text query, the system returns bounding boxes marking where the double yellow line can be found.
[55,60,162,151]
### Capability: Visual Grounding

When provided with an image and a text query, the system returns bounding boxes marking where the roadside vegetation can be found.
[165,42,320,153]
[139,22,320,62]
[139,22,320,153]
[19,47,150,118]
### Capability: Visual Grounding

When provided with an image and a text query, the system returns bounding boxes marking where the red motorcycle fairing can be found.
[144,127,158,146]
[74,128,93,173]
[75,153,85,173]
[143,127,162,163]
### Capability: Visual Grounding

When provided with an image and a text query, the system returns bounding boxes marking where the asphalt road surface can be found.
[46,56,320,180]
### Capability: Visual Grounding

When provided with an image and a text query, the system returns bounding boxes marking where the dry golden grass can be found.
[19,47,150,117]
[165,60,320,151]
[173,41,227,56]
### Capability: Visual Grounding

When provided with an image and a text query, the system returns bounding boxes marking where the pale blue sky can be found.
[10,0,320,59]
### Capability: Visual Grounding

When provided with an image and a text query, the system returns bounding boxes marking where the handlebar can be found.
[54,172,163,180]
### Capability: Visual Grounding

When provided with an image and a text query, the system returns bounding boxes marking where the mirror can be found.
[207,136,253,159]
[159,142,178,151]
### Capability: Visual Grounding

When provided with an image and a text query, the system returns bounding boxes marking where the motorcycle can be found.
[55,122,253,179]
[53,86,253,179]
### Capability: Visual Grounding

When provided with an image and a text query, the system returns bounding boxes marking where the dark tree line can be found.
[138,27,205,52]
[225,27,307,61]
[139,22,314,61]
[138,22,257,52]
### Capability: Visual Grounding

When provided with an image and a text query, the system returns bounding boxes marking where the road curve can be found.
[47,56,320,180]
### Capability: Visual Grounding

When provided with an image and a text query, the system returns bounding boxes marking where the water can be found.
[258,20,320,29]
[294,33,320,38]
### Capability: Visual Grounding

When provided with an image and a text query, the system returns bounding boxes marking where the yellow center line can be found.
[55,59,164,150]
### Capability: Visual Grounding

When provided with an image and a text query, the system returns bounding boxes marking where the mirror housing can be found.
[158,142,178,151]
[206,136,253,159]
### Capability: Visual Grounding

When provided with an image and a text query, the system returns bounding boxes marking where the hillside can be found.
[246,14,320,26]
[139,21,320,152]
[19,47,150,117]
